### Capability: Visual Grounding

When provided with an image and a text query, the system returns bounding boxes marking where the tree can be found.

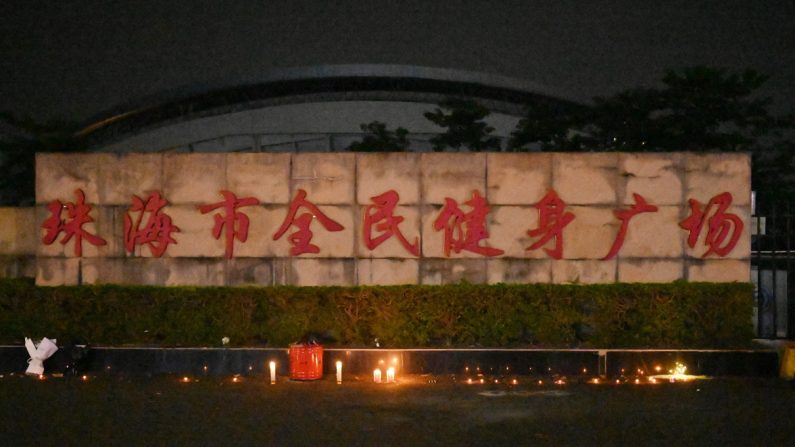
[752,140,795,203]
[508,101,587,151]
[347,121,410,152]
[424,98,501,151]
[0,114,84,205]
[509,66,794,200]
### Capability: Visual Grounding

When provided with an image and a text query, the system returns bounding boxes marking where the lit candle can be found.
[269,361,276,384]
[373,368,382,383]
[386,367,395,383]
[336,361,343,384]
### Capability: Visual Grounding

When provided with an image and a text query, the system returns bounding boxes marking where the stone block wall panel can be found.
[486,259,552,283]
[36,257,80,286]
[36,153,103,204]
[82,257,170,285]
[36,205,118,258]
[487,153,551,205]
[226,153,291,204]
[618,205,684,259]
[98,153,164,205]
[163,153,227,205]
[226,258,274,286]
[687,259,751,283]
[561,206,617,260]
[421,153,486,205]
[420,259,488,285]
[357,153,421,205]
[618,153,684,206]
[163,206,226,258]
[617,259,684,283]
[553,152,618,205]
[357,258,419,285]
[685,153,751,206]
[227,206,285,258]
[356,205,421,258]
[165,258,226,286]
[682,205,751,260]
[291,258,355,286]
[420,205,503,259]
[552,259,618,284]
[291,153,355,204]
[0,207,36,255]
[487,206,539,258]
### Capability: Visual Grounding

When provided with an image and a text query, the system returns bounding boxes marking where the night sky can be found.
[2,0,794,123]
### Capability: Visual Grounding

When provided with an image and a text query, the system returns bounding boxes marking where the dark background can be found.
[2,0,793,122]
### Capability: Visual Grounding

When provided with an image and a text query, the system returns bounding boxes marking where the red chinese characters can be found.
[363,190,419,256]
[273,189,344,255]
[41,189,107,256]
[37,180,748,264]
[526,190,575,259]
[198,191,260,259]
[679,192,744,257]
[602,193,658,260]
[124,191,179,257]
[433,190,503,257]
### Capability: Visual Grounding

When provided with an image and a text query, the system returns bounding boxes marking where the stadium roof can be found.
[77,65,589,146]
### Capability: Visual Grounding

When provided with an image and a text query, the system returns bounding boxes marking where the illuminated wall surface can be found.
[13,152,751,286]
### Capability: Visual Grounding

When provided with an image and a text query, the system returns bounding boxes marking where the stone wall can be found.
[29,152,750,286]
[0,207,37,278]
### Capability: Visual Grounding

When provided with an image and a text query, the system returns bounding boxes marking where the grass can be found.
[1,374,793,446]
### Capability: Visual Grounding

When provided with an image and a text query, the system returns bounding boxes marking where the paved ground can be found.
[1,374,793,446]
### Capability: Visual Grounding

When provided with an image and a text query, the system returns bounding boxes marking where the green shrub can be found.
[0,278,753,348]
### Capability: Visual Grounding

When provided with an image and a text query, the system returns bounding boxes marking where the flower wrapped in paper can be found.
[25,337,58,376]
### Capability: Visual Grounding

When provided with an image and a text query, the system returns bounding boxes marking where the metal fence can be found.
[752,199,793,339]
[103,132,517,154]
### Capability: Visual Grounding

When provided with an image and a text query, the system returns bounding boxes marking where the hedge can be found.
[0,278,754,348]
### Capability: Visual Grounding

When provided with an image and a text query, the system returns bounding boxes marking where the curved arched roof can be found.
[77,65,588,146]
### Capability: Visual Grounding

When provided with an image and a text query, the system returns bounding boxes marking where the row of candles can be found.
[37,361,689,385]
[182,361,688,384]
[255,361,687,385]
[264,360,396,384]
